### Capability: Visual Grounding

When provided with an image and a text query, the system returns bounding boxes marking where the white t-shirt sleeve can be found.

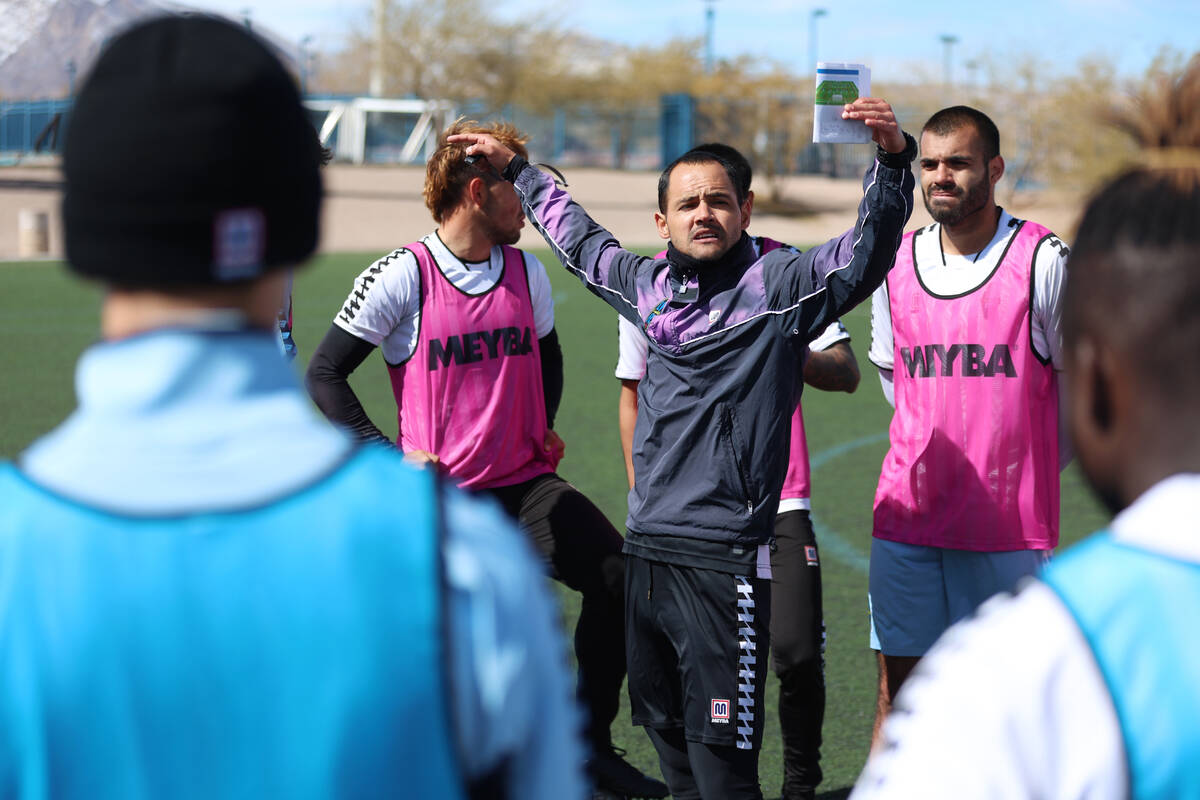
[852,582,1126,800]
[615,315,649,381]
[333,249,419,349]
[877,369,895,408]
[1029,236,1072,467]
[868,282,894,372]
[1031,236,1069,368]
[810,319,851,352]
[524,252,556,337]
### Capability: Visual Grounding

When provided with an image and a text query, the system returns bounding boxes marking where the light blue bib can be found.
[0,449,464,799]
[1044,533,1200,799]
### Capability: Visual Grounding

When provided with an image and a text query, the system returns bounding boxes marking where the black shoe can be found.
[588,745,669,799]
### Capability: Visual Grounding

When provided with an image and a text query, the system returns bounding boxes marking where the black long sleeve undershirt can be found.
[305,324,566,441]
[304,324,392,444]
[539,328,563,430]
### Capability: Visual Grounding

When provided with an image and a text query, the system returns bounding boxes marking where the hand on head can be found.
[842,98,906,153]
[446,133,517,174]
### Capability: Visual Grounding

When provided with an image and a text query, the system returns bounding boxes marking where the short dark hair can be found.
[1064,161,1200,411]
[922,106,1001,161]
[657,150,746,213]
[689,143,753,196]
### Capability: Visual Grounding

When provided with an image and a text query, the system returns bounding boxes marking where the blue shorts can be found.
[868,538,1050,657]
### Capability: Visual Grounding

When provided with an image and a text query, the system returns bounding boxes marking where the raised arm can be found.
[448,132,649,325]
[768,99,916,342]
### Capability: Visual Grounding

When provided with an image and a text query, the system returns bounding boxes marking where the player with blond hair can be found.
[306,120,668,799]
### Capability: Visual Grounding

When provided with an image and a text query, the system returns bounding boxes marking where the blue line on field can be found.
[809,431,889,574]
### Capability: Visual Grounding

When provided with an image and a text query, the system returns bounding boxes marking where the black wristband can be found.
[876,132,918,168]
[502,154,529,182]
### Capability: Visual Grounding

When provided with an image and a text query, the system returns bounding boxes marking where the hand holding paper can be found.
[841,97,906,153]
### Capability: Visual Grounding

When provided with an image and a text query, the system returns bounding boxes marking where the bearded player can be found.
[866,105,1071,740]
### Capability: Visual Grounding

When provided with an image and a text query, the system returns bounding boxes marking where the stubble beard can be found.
[924,177,990,227]
[479,204,522,247]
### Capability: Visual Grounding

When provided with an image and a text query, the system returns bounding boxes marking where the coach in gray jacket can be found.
[451,100,914,799]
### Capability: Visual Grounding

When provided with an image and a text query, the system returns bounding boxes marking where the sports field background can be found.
[0,252,1110,798]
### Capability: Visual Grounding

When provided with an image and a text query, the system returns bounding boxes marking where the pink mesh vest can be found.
[873,221,1059,551]
[389,243,557,490]
[780,407,811,502]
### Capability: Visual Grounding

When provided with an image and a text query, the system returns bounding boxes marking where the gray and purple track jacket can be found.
[513,153,915,573]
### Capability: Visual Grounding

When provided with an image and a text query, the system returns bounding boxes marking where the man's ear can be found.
[1070,337,1122,442]
[1068,335,1131,509]
[654,211,670,240]
[466,176,489,209]
[989,155,1005,188]
[740,194,752,231]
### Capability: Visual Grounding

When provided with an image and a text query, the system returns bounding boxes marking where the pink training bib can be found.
[389,243,557,490]
[873,221,1059,551]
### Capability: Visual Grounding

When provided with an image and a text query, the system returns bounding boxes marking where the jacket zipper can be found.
[724,407,755,515]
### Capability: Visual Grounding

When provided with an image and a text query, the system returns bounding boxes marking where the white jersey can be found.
[853,474,1200,800]
[334,231,555,364]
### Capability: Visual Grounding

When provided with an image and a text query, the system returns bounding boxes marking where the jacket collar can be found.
[665,233,754,302]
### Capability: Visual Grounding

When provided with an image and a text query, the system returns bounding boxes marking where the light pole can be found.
[940,34,959,92]
[299,35,313,96]
[704,0,716,74]
[965,58,980,96]
[809,8,828,176]
[370,0,386,96]
[809,7,827,76]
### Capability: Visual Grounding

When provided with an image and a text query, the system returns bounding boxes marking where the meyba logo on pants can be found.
[711,698,730,723]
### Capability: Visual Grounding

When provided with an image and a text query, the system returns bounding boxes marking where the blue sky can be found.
[189,0,1198,82]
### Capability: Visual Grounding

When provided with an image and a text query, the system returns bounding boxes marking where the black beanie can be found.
[62,14,322,286]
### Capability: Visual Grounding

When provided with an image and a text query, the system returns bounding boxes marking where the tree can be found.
[326,0,552,106]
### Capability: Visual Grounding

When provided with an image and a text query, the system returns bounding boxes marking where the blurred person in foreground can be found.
[853,60,1200,798]
[0,15,584,799]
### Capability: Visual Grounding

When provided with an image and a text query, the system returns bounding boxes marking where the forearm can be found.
[539,329,564,429]
[510,160,645,325]
[618,380,639,489]
[789,143,916,336]
[804,341,861,393]
[304,324,392,445]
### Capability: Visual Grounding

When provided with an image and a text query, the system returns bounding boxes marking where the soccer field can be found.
[0,253,1112,797]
